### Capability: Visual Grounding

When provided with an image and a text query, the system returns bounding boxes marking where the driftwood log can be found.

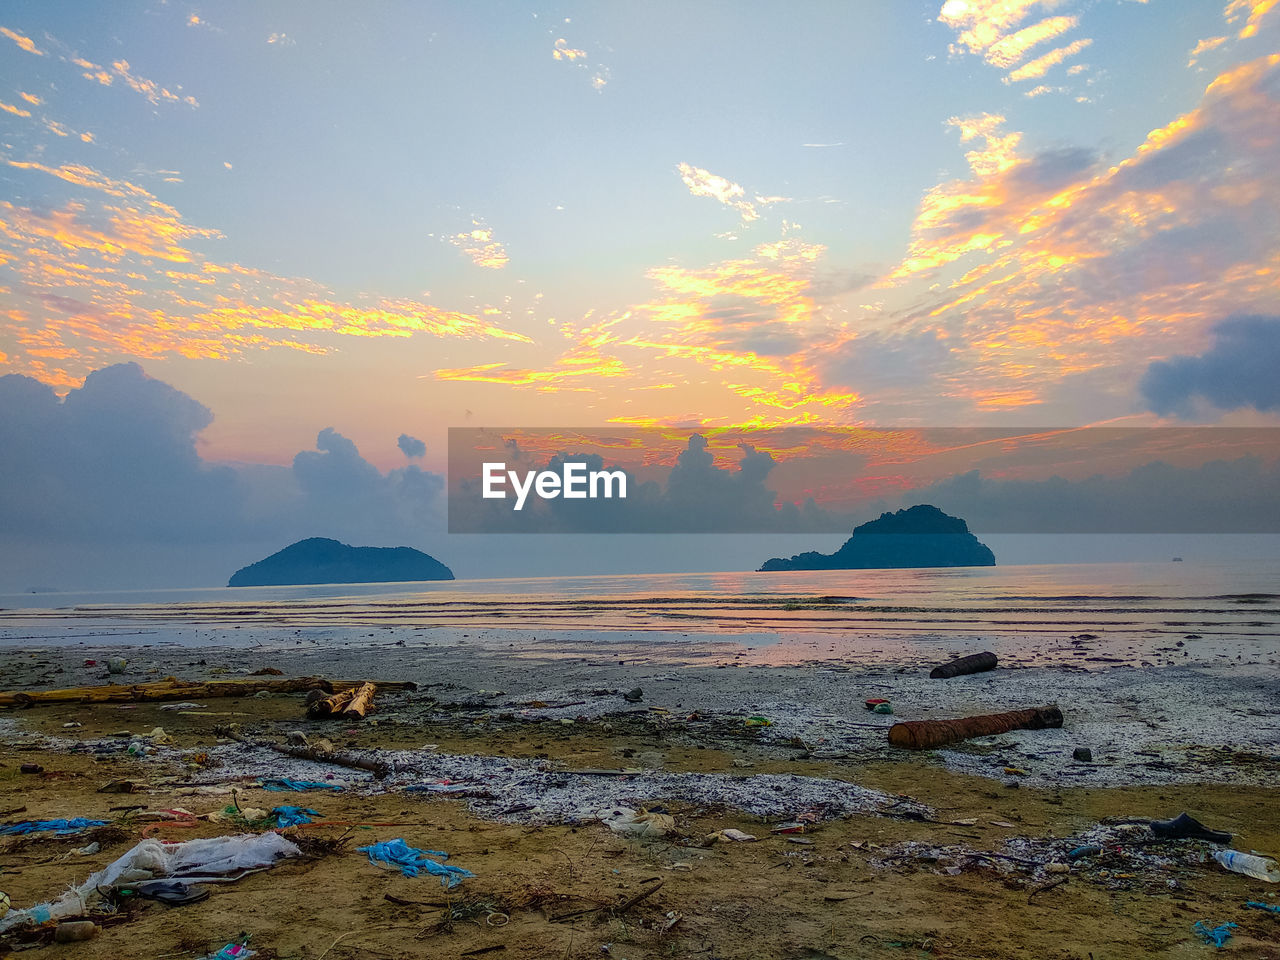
[929,651,998,679]
[0,676,416,709]
[342,682,377,719]
[215,725,390,778]
[888,706,1063,750]
[307,687,358,718]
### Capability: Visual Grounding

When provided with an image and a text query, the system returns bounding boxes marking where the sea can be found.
[1,561,1277,649]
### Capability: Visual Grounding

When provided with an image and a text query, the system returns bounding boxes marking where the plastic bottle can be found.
[1214,849,1280,882]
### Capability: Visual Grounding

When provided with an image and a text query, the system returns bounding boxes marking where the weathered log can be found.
[0,676,333,709]
[216,725,390,778]
[888,706,1063,750]
[929,651,998,679]
[331,680,416,692]
[342,682,377,719]
[307,687,358,718]
[0,676,416,709]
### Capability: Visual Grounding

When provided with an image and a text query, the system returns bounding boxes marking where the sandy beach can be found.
[2,589,1279,959]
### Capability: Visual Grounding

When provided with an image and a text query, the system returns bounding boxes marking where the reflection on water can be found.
[1,561,1277,646]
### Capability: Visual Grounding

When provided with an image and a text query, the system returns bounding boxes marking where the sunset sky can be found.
[2,1,1280,587]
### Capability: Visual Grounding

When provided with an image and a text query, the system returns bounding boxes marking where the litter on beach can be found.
[357,838,475,888]
[0,833,301,932]
[0,818,107,836]
[1193,920,1237,948]
[260,777,345,792]
[270,806,320,827]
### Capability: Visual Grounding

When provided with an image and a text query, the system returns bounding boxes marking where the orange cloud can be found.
[448,220,508,269]
[5,158,181,215]
[939,2,1095,87]
[552,38,586,61]
[435,315,628,390]
[200,300,532,343]
[1189,35,1228,67]
[880,54,1280,411]
[1,150,532,384]
[1226,0,1278,37]
[0,25,43,55]
[109,59,198,107]
[985,15,1078,68]
[1,201,219,263]
[939,0,1050,57]
[677,163,762,223]
[1004,37,1092,82]
[428,232,861,422]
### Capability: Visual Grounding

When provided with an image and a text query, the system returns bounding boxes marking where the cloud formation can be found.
[677,163,762,223]
[1004,37,1091,83]
[0,159,529,385]
[1140,314,1280,416]
[1226,0,1279,38]
[397,433,427,458]
[549,34,609,89]
[448,220,509,269]
[0,363,447,548]
[879,54,1280,411]
[939,0,1093,87]
[552,38,586,61]
[0,25,44,55]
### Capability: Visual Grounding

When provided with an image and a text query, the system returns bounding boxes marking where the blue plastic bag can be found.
[0,818,107,836]
[270,806,319,827]
[357,838,475,888]
[261,778,343,792]
[1193,920,1237,948]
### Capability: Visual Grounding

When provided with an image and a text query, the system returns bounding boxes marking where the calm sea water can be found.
[2,560,1277,639]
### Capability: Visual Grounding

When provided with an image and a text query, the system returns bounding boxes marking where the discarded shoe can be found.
[1150,813,1232,844]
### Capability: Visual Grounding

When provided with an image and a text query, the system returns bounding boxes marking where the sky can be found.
[2,1,1280,589]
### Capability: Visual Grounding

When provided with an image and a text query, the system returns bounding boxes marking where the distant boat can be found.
[1172,557,1183,562]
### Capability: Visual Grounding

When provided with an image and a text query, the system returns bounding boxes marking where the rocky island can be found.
[759,504,995,571]
[228,537,454,586]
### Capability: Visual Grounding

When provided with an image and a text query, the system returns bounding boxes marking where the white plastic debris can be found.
[0,833,300,932]
[602,808,676,838]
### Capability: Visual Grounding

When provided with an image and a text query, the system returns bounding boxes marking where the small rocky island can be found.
[228,537,455,587]
[759,504,995,571]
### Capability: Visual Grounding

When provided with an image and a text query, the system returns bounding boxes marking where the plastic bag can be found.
[357,838,474,888]
[0,833,300,932]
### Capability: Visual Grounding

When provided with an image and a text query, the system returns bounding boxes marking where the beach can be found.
[1,568,1279,958]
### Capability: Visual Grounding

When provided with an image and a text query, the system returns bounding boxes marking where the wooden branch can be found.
[888,706,1063,750]
[215,725,390,779]
[0,676,333,708]
[331,680,416,692]
[1,676,417,710]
